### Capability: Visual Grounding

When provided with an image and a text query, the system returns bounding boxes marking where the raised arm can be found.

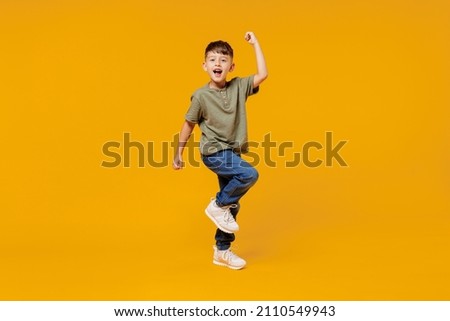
[245,31,268,88]
[173,120,195,170]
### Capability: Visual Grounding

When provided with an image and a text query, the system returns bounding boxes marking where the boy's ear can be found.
[229,63,235,72]
[202,62,207,72]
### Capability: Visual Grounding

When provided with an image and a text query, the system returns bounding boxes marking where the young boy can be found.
[173,32,268,270]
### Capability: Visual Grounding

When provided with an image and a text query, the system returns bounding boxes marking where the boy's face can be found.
[203,51,234,85]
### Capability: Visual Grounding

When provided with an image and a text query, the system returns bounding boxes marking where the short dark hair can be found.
[204,40,234,59]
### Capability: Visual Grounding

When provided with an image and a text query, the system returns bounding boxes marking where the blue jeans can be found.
[202,149,259,250]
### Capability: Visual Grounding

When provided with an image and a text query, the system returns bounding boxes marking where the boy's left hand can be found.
[245,31,258,45]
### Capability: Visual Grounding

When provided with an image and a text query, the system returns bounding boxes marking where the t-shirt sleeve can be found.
[185,95,202,124]
[240,75,260,97]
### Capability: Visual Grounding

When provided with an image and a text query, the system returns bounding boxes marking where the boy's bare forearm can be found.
[245,32,268,88]
[178,121,195,152]
[253,41,268,84]
[173,120,195,169]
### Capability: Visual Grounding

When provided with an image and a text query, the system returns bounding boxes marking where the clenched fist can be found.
[244,31,258,45]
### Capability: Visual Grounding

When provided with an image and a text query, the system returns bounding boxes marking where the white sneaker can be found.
[205,199,239,233]
[213,246,246,270]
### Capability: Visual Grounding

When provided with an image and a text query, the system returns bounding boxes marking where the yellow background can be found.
[1,0,449,300]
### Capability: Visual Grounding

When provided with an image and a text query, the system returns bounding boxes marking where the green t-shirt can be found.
[185,76,259,156]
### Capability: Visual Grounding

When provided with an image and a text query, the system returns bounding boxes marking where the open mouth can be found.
[213,69,223,76]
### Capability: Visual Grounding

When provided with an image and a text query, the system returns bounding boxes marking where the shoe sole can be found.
[213,259,246,270]
[205,209,239,234]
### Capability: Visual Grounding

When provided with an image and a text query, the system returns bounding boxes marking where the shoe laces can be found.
[221,204,237,223]
[223,249,239,262]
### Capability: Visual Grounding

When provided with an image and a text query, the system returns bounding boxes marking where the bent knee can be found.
[241,167,259,185]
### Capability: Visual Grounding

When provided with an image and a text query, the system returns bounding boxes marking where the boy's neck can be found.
[208,80,227,90]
